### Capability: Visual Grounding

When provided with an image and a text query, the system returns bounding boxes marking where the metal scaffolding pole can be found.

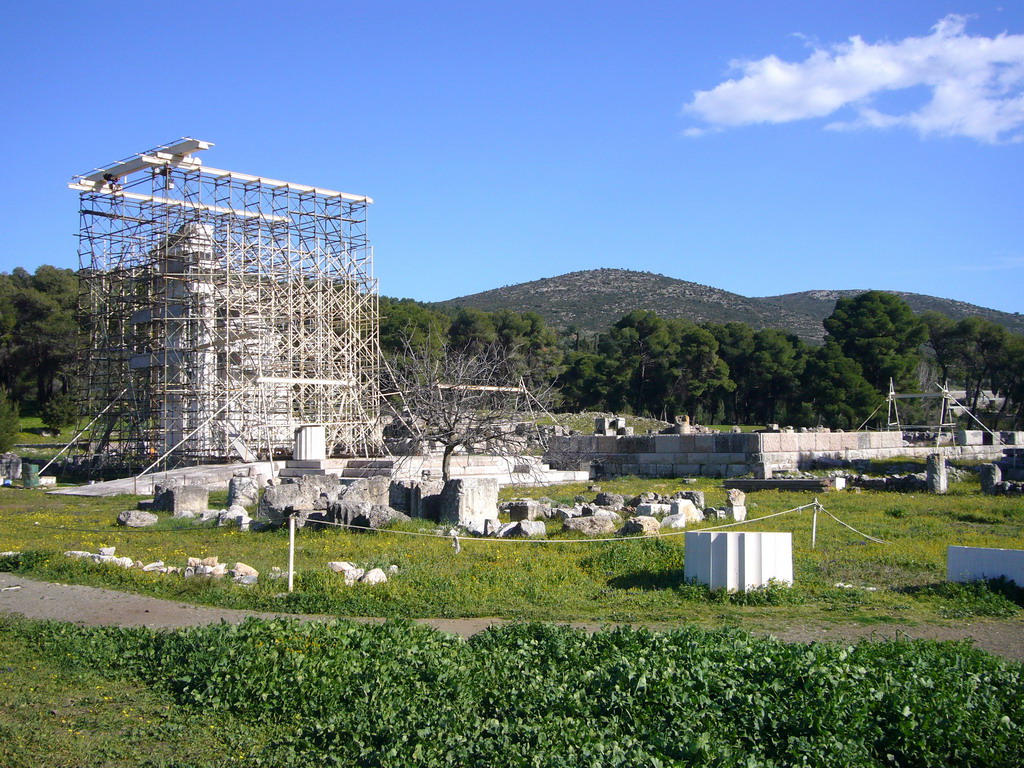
[70,138,381,471]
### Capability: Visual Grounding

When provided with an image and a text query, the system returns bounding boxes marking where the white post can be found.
[287,513,296,593]
[811,501,818,549]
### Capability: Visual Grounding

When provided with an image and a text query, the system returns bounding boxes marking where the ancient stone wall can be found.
[545,430,1023,479]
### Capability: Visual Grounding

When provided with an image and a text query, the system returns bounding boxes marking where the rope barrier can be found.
[820,507,887,544]
[3,501,885,548]
[264,501,822,545]
[4,522,232,535]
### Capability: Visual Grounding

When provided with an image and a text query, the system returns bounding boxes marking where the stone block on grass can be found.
[636,502,671,517]
[563,511,621,536]
[117,509,158,528]
[506,499,547,521]
[593,492,625,511]
[439,478,498,527]
[227,476,261,508]
[619,516,660,536]
[152,484,209,518]
[669,499,703,524]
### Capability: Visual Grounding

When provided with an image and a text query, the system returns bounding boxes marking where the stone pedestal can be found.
[439,478,498,527]
[294,424,327,461]
[228,476,261,508]
[153,484,208,517]
[980,464,1002,495]
[726,487,747,520]
[926,453,948,494]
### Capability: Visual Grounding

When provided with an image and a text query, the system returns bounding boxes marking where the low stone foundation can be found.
[545,430,1023,479]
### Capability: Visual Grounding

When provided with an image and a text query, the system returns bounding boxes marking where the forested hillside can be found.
[386,292,1024,430]
[438,268,1024,342]
[762,288,1024,336]
[4,266,1024,449]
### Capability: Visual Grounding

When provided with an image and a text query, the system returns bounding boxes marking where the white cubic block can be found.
[947,545,1024,585]
[294,424,327,461]
[684,532,793,592]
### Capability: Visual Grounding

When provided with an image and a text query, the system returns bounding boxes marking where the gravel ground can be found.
[3,572,1023,660]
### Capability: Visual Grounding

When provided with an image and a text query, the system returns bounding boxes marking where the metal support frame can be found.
[880,379,1003,448]
[70,138,380,470]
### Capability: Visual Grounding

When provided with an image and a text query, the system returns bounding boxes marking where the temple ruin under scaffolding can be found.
[70,138,379,468]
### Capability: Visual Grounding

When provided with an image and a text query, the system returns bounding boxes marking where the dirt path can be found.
[3,572,1023,660]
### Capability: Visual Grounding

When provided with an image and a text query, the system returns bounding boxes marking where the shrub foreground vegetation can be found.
[1,616,1021,767]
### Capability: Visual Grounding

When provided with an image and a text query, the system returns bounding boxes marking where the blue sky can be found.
[3,1,1023,313]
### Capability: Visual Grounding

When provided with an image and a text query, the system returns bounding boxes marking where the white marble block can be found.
[684,531,793,591]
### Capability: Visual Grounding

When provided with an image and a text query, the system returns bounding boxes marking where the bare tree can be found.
[383,340,551,483]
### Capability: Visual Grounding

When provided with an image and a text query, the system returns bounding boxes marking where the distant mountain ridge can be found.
[436,268,1024,343]
[760,288,1024,336]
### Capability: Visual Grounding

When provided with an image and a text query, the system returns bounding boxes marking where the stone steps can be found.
[276,455,589,487]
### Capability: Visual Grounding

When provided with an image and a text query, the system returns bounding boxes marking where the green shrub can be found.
[918,578,1023,618]
[0,550,49,572]
[14,618,1024,767]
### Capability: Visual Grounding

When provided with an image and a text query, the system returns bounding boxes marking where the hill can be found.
[436,269,1024,342]
[760,289,1024,336]
[436,269,824,341]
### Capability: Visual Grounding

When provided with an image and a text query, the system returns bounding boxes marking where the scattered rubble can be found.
[56,547,412,589]
[619,516,660,536]
[63,550,134,568]
[496,520,547,538]
[563,512,622,536]
[327,560,400,585]
[116,509,158,528]
[227,474,262,508]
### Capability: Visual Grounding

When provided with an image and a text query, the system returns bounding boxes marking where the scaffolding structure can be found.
[69,138,380,469]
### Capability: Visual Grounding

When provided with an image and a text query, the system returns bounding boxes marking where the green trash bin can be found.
[22,461,40,488]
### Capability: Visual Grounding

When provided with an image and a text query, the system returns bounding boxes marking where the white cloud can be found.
[684,15,1024,144]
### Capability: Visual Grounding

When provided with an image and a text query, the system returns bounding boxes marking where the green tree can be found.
[800,341,879,429]
[448,308,497,354]
[996,332,1024,429]
[823,291,926,392]
[598,311,675,414]
[665,319,732,421]
[596,312,730,420]
[0,388,19,453]
[379,297,451,357]
[489,309,563,387]
[745,329,807,424]
[920,310,960,385]
[41,392,78,434]
[556,351,612,411]
[705,323,755,423]
[948,317,1008,413]
[0,266,80,405]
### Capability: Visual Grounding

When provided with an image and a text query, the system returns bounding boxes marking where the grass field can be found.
[2,475,1024,766]
[1,474,1022,626]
